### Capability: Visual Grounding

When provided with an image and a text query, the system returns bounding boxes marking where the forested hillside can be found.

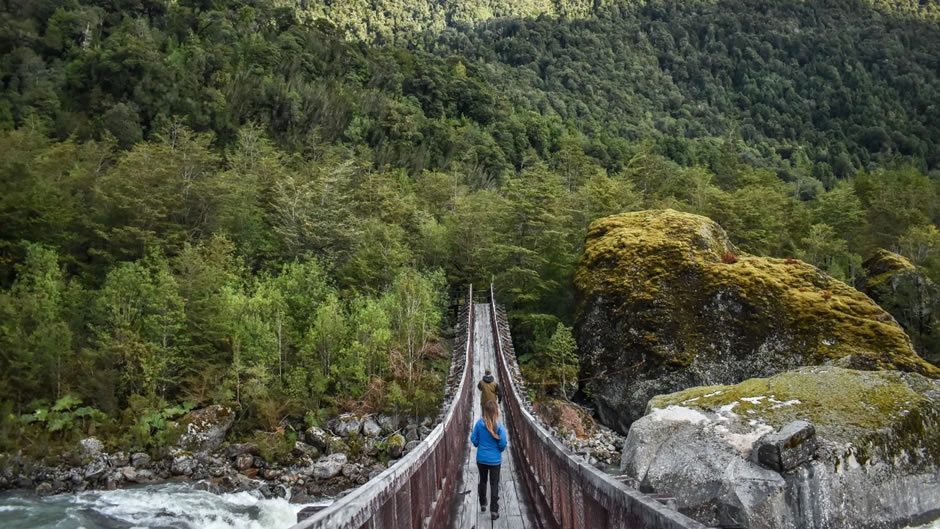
[2,0,940,454]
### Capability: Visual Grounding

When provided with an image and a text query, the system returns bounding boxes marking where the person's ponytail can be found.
[483,400,501,440]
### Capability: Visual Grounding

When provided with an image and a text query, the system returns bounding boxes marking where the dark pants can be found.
[477,463,501,512]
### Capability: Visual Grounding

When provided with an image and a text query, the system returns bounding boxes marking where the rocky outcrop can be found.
[575,209,939,433]
[622,366,940,529]
[859,249,940,366]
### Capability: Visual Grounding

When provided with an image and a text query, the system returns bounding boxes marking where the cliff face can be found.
[622,367,940,529]
[575,209,938,433]
[859,249,940,367]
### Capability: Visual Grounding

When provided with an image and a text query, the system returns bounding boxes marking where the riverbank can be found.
[0,411,437,506]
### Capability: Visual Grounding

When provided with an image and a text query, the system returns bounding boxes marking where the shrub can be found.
[252,430,295,464]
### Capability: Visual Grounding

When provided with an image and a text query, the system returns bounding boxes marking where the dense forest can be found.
[2,0,940,454]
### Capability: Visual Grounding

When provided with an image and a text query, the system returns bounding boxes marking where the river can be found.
[0,483,936,529]
[0,483,306,529]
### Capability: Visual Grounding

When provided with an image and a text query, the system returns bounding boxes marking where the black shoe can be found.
[480,504,487,513]
[491,512,500,520]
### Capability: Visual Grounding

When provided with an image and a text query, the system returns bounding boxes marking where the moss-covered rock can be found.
[622,367,940,529]
[176,405,235,453]
[575,210,939,432]
[859,249,940,366]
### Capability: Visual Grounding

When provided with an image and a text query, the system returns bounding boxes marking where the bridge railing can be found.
[488,284,708,529]
[289,285,474,529]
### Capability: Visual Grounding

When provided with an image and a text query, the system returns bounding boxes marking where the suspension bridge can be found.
[288,285,708,529]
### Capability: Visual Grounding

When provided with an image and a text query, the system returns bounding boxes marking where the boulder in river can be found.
[170,455,197,476]
[622,366,940,529]
[576,209,939,432]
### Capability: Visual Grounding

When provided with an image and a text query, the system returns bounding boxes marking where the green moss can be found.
[651,366,940,464]
[863,250,916,290]
[576,209,940,378]
[577,209,734,297]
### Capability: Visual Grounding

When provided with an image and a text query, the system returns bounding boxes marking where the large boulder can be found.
[78,438,104,459]
[312,453,347,480]
[177,405,235,452]
[575,209,939,432]
[622,366,940,529]
[858,249,940,366]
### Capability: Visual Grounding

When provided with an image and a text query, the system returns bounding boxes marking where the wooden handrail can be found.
[488,283,709,529]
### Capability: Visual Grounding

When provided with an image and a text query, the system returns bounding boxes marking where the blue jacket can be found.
[471,418,508,465]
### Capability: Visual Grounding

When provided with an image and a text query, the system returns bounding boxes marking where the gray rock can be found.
[754,421,818,472]
[331,414,362,438]
[622,368,940,529]
[79,438,104,458]
[223,472,255,491]
[133,469,155,483]
[361,417,382,437]
[312,453,347,480]
[226,443,258,458]
[293,441,320,460]
[130,452,151,468]
[404,440,421,454]
[341,463,361,479]
[208,463,227,478]
[623,407,788,528]
[404,426,419,442]
[177,405,235,452]
[50,479,67,494]
[108,451,129,467]
[376,414,399,433]
[235,454,254,471]
[35,482,54,496]
[119,466,138,482]
[105,469,124,489]
[362,438,380,457]
[171,455,197,476]
[84,459,108,481]
[304,427,329,451]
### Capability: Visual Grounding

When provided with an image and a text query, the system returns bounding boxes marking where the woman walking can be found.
[471,400,508,520]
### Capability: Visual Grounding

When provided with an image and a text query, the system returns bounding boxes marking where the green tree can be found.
[385,268,445,384]
[897,225,940,268]
[542,323,579,399]
[0,245,75,409]
[94,252,186,406]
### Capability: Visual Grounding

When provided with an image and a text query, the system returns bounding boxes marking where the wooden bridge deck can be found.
[448,303,538,529]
